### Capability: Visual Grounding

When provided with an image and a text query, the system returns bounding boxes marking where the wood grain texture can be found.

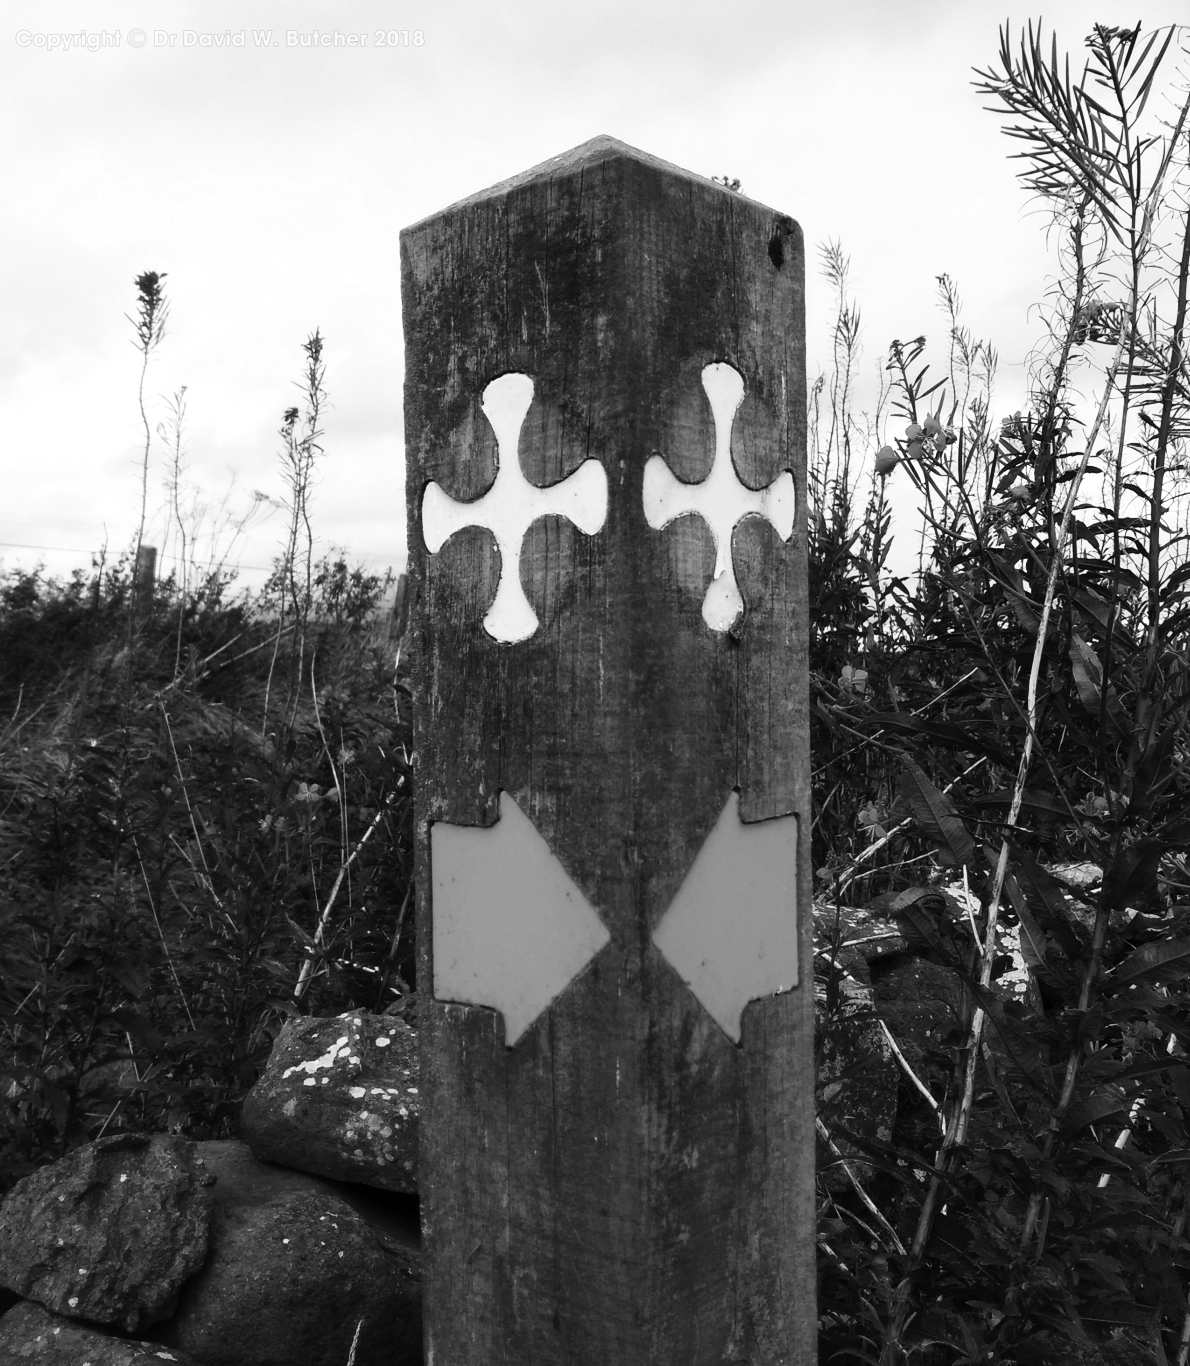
[401,135,813,1364]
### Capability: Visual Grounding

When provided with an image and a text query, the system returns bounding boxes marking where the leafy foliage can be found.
[0,548,412,1189]
[812,20,1190,1365]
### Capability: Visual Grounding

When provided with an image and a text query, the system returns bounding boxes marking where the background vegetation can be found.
[810,22,1190,1365]
[0,326,416,1182]
[2,18,1190,1366]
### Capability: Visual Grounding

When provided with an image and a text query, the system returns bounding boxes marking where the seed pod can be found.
[874,445,899,476]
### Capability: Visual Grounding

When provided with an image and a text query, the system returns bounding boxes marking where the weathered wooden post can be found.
[401,135,813,1364]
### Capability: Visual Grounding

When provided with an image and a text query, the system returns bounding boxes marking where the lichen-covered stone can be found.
[154,1140,421,1366]
[0,1299,202,1365]
[0,1133,214,1333]
[241,1013,418,1193]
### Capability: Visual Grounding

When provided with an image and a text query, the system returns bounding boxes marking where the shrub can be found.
[0,324,412,1191]
[813,22,1190,1364]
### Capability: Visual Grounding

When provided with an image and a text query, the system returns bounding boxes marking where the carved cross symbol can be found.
[642,362,795,632]
[421,373,608,643]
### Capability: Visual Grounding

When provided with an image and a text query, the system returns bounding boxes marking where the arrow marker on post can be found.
[431,792,610,1047]
[651,791,798,1043]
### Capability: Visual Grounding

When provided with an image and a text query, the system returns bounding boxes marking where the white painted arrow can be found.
[431,793,610,1047]
[650,791,798,1043]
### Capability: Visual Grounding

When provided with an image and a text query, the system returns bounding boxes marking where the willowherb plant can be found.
[127,272,169,640]
[813,20,1190,1366]
[261,330,327,739]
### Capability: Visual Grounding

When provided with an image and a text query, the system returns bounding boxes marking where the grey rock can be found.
[815,904,901,1186]
[0,1299,202,1365]
[154,1140,420,1366]
[872,954,964,1087]
[870,953,965,1155]
[242,1012,418,1193]
[0,1134,214,1333]
[1047,861,1102,893]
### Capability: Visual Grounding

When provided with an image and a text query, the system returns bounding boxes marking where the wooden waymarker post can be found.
[402,135,814,1364]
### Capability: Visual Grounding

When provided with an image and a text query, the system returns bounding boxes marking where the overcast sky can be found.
[2,1,1186,592]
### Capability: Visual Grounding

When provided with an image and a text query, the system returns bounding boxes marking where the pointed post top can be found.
[410,133,779,226]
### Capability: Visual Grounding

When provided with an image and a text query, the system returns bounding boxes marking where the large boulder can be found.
[153,1140,421,1366]
[242,1012,418,1193]
[0,1133,214,1333]
[0,1299,202,1365]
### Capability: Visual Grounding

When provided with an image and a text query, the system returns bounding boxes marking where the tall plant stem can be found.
[884,269,1143,1366]
[293,799,391,1002]
[883,75,1190,1366]
[262,331,325,741]
[1012,114,1190,1265]
[127,273,168,651]
[1144,193,1190,688]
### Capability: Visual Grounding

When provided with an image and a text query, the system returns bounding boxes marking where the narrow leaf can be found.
[858,712,1010,764]
[1003,872,1048,971]
[1113,937,1190,986]
[1102,839,1169,917]
[897,757,976,867]
[1063,1087,1129,1132]
[963,979,1055,1096]
[1068,634,1104,714]
[890,887,964,966]
[969,789,1069,817]
[1011,845,1089,958]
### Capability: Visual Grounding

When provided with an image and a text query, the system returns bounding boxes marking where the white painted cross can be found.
[421,372,609,643]
[642,362,795,632]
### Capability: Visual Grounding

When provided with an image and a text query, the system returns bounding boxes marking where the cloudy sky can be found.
[2,0,1185,591]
